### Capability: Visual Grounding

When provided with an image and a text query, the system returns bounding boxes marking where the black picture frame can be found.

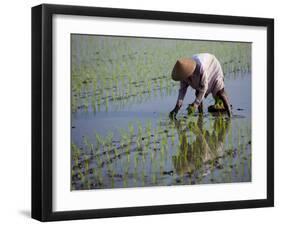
[32,3,274,222]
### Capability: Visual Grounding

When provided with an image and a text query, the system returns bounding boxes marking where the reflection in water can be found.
[172,116,230,176]
[71,114,251,190]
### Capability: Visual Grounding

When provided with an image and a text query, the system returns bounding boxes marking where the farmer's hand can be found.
[169,104,180,119]
[187,103,198,115]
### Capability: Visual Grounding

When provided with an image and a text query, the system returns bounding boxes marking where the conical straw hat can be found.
[171,58,196,81]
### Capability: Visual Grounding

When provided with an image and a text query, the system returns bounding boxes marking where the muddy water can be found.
[71,73,251,190]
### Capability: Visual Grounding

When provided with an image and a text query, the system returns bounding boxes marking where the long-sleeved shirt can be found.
[177,53,224,106]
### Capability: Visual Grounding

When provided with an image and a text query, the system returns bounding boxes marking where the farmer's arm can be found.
[193,72,208,107]
[169,81,188,118]
[177,81,189,108]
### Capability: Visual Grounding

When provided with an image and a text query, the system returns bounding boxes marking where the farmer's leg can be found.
[216,88,232,117]
[195,90,203,113]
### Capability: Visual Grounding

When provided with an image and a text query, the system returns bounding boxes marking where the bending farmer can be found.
[169,53,232,118]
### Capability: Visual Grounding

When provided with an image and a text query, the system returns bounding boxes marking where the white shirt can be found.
[177,53,224,105]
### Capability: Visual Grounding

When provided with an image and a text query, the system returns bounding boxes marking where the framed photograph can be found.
[32,4,274,221]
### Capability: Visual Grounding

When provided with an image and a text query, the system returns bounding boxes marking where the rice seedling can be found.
[97,94,101,111]
[105,131,113,149]
[128,122,134,138]
[113,147,119,159]
[105,90,109,112]
[119,128,128,148]
[84,157,89,173]
[94,132,104,153]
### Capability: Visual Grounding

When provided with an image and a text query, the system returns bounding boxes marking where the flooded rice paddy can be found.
[71,35,251,190]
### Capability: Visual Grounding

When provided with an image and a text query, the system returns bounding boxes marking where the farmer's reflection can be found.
[171,116,230,176]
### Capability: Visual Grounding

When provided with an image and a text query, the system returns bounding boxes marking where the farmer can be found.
[169,53,232,118]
